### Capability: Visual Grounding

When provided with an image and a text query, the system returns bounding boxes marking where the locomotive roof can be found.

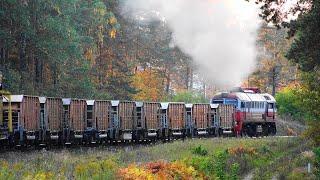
[245,93,267,102]
[234,92,251,102]
[261,93,276,103]
[185,104,193,108]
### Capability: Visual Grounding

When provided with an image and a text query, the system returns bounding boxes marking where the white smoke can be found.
[122,0,260,88]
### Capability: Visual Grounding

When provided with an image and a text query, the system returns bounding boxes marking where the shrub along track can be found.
[245,139,310,179]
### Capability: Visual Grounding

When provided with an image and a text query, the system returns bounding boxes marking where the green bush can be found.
[314,147,320,178]
[165,91,209,103]
[188,156,215,178]
[275,87,304,121]
[192,145,208,156]
[229,163,240,180]
[214,150,228,179]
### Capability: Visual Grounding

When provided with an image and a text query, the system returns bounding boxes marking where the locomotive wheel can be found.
[245,124,255,137]
[270,123,277,136]
[262,124,269,136]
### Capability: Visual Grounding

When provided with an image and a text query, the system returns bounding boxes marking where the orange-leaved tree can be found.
[132,69,164,101]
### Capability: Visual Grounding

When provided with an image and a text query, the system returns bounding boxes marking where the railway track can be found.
[0,135,298,152]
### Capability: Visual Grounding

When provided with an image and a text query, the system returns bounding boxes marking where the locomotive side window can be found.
[268,103,274,109]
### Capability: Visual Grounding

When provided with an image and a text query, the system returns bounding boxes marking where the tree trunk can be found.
[165,71,170,94]
[35,57,43,84]
[272,67,276,96]
[186,66,190,90]
[19,32,27,91]
[0,47,4,70]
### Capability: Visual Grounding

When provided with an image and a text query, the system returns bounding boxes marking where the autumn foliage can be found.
[117,161,206,180]
[228,146,258,156]
[132,69,165,101]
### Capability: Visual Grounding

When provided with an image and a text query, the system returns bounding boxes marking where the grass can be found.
[0,137,314,179]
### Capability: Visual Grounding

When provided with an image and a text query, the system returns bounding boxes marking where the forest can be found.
[1,0,320,178]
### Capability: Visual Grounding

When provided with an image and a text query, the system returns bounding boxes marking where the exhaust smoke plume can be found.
[123,0,260,88]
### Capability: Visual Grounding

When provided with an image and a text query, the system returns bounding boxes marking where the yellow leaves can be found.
[74,159,118,179]
[109,28,117,39]
[25,172,54,180]
[84,48,94,61]
[118,161,204,180]
[118,164,153,180]
[228,146,258,156]
[132,69,164,101]
[109,17,117,25]
[108,16,118,38]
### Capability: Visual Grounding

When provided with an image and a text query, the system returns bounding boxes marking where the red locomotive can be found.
[212,87,277,136]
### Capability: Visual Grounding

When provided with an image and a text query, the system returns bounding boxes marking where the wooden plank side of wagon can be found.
[119,101,135,131]
[193,104,210,129]
[70,99,86,131]
[21,96,40,131]
[144,102,160,130]
[168,103,185,129]
[46,98,63,131]
[94,100,111,131]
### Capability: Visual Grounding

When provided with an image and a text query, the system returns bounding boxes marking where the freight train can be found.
[0,88,276,147]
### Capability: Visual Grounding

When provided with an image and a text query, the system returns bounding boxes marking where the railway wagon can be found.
[70,99,86,141]
[39,97,64,144]
[192,104,212,136]
[167,103,186,137]
[109,101,135,140]
[143,102,161,139]
[62,99,87,143]
[3,95,40,145]
[94,100,111,141]
[218,104,235,135]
